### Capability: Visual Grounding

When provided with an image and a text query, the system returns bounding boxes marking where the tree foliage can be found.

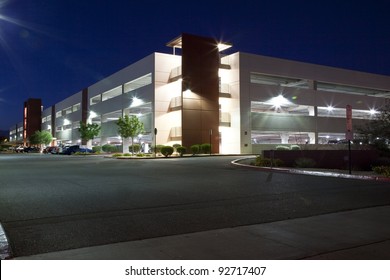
[79,122,101,143]
[29,130,53,146]
[357,101,390,153]
[116,115,144,153]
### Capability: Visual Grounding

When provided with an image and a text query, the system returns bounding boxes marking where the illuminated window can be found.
[102,86,122,101]
[102,110,122,123]
[73,121,80,129]
[124,73,152,94]
[90,95,101,105]
[63,107,73,115]
[73,103,80,112]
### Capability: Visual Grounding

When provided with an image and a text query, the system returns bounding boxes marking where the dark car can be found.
[23,146,40,153]
[43,146,59,154]
[61,145,94,155]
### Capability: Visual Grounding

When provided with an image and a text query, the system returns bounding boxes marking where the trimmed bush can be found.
[176,146,186,157]
[102,144,120,153]
[129,143,141,154]
[276,145,290,150]
[152,145,164,154]
[290,145,301,150]
[255,155,283,167]
[200,143,211,154]
[92,146,102,153]
[190,144,200,155]
[172,143,181,151]
[161,146,174,157]
[295,157,316,168]
[372,166,390,177]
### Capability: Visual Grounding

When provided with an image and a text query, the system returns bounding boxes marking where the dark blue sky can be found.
[1,0,389,131]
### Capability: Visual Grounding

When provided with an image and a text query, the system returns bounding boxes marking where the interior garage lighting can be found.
[268,95,291,109]
[369,108,378,115]
[89,111,97,119]
[131,97,143,107]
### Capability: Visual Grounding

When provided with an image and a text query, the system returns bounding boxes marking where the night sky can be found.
[1,0,389,132]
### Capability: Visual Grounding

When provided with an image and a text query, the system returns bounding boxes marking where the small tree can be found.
[79,122,100,148]
[29,130,53,151]
[160,146,174,157]
[357,101,390,154]
[116,115,144,154]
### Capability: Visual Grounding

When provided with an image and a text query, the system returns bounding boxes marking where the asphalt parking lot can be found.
[1,153,390,259]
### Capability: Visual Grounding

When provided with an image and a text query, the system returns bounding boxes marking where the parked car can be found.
[43,146,59,154]
[61,145,94,155]
[23,146,40,153]
[15,146,25,153]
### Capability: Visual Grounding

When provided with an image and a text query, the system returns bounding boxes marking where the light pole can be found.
[154,128,157,158]
[209,128,212,156]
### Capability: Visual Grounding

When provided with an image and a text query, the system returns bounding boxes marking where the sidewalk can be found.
[15,205,390,260]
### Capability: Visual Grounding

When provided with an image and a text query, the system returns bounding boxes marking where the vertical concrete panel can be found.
[181,33,220,153]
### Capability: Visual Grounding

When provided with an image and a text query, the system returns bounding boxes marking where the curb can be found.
[0,223,12,260]
[231,157,390,182]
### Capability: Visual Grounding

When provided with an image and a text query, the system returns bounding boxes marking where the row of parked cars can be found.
[11,146,40,153]
[43,145,94,155]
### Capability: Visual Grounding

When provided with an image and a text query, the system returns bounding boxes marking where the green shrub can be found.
[276,145,290,150]
[176,146,186,157]
[295,157,316,168]
[172,143,181,151]
[129,143,141,154]
[161,146,174,157]
[255,155,283,167]
[123,153,131,156]
[102,144,120,153]
[372,166,390,177]
[152,144,164,153]
[200,143,211,154]
[112,153,123,157]
[190,144,200,155]
[92,146,102,153]
[290,145,301,150]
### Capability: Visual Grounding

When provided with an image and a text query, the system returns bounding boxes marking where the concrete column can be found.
[281,133,289,144]
[122,138,130,154]
[309,80,319,144]
[308,132,316,144]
